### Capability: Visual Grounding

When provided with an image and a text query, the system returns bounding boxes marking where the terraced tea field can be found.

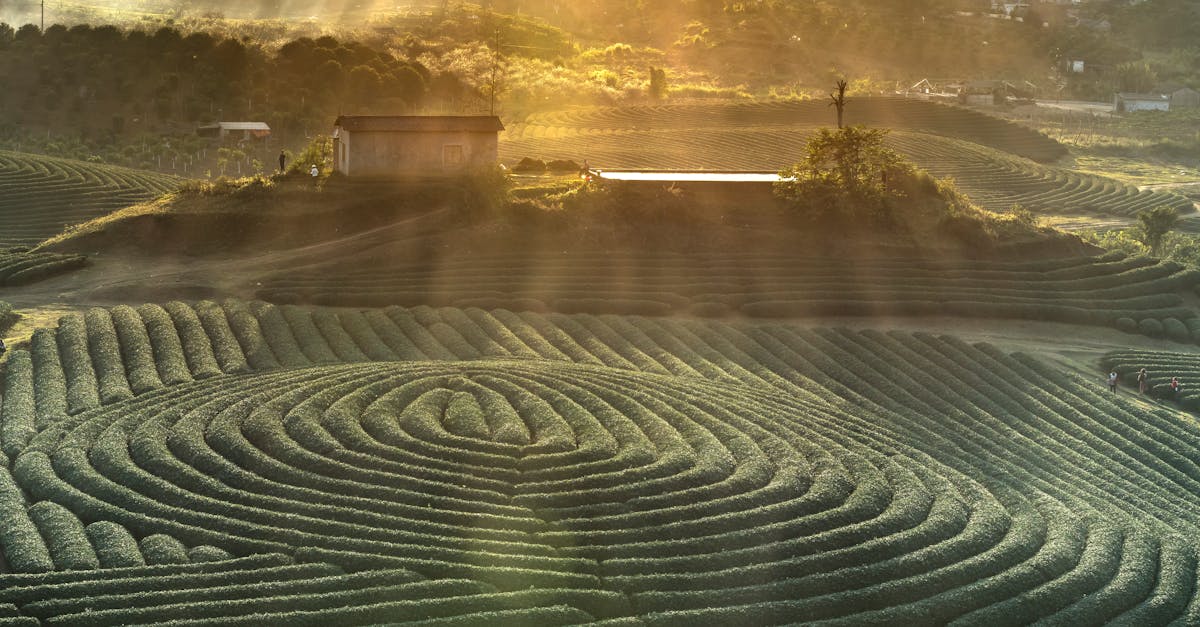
[0,301,1198,624]
[254,251,1200,342]
[0,250,86,288]
[0,151,180,248]
[500,99,1192,220]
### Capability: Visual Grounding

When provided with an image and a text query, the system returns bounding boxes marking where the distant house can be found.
[1170,87,1200,110]
[197,122,271,141]
[332,115,504,177]
[959,80,1006,106]
[1113,92,1170,113]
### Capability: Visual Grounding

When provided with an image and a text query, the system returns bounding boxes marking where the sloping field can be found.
[507,98,1068,163]
[254,251,1200,342]
[499,105,1190,219]
[0,301,1198,623]
[1104,349,1200,410]
[0,151,180,248]
[0,250,87,287]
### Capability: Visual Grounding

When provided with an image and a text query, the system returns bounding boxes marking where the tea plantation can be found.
[255,251,1200,342]
[0,301,1198,624]
[500,100,1191,220]
[0,151,179,248]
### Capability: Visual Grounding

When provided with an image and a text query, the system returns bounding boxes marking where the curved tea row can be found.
[255,253,1200,342]
[0,151,179,248]
[508,98,1068,163]
[0,303,1198,622]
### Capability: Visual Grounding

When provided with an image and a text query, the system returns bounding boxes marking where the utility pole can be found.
[489,27,500,116]
[41,0,45,31]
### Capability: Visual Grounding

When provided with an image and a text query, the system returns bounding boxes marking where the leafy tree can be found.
[1137,206,1179,257]
[775,125,909,222]
[1115,61,1158,93]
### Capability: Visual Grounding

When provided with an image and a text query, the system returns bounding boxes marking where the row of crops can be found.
[501,126,1192,219]
[0,151,179,248]
[0,302,1198,622]
[255,251,1200,342]
[1104,349,1200,410]
[508,98,1069,163]
[0,250,86,287]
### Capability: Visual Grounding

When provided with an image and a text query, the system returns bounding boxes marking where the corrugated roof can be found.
[199,122,271,131]
[334,115,504,133]
[1116,92,1168,100]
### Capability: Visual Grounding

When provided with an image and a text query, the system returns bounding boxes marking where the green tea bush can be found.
[27,501,99,571]
[30,329,67,430]
[85,521,145,569]
[0,466,54,573]
[139,534,190,566]
[0,351,36,458]
[1138,318,1165,338]
[137,304,193,385]
[84,308,134,404]
[54,315,100,414]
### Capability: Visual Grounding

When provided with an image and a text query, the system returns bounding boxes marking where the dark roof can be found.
[334,115,504,133]
[1116,92,1168,101]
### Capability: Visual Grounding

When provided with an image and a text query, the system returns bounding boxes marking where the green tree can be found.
[775,125,908,222]
[1115,61,1158,93]
[1137,206,1179,257]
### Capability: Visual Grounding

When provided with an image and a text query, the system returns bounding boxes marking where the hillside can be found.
[500,99,1193,224]
[0,151,179,248]
[0,302,1198,622]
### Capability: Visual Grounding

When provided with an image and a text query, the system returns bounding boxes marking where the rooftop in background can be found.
[333,116,505,133]
[199,122,271,132]
[596,171,784,183]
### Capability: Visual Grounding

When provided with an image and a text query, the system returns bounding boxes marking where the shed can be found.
[197,122,271,140]
[1170,87,1200,109]
[958,80,1005,106]
[1113,92,1170,113]
[332,115,504,177]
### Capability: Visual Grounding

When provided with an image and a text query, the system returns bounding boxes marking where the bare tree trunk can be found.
[829,79,848,128]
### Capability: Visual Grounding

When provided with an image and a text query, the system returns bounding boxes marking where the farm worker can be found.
[1108,371,1118,393]
[1171,377,1182,398]
[0,338,5,355]
[310,164,319,177]
[278,150,286,173]
[1137,368,1148,394]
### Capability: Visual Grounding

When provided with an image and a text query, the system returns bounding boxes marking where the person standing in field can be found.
[1137,368,1148,394]
[278,150,286,173]
[1171,377,1182,399]
[310,164,319,178]
[1108,370,1119,393]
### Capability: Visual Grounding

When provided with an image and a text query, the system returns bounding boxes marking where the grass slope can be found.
[254,251,1200,343]
[0,151,179,248]
[0,302,1197,623]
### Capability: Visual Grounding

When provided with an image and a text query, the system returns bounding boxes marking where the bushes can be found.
[6,304,1200,622]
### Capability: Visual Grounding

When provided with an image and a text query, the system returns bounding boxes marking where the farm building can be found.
[1113,92,1170,113]
[197,122,271,140]
[958,81,1006,106]
[332,115,504,177]
[1171,87,1200,109]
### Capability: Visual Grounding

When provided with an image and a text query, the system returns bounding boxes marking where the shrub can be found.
[1114,317,1138,333]
[1163,318,1191,343]
[1137,318,1165,338]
